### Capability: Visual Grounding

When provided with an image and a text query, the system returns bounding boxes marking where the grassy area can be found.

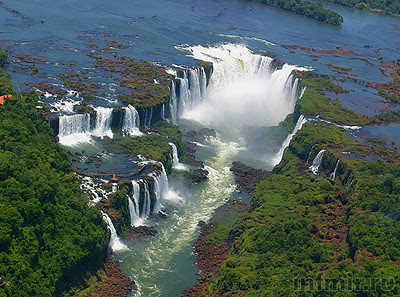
[295,72,375,126]
[101,121,182,174]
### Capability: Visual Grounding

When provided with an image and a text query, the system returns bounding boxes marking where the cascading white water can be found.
[152,165,169,213]
[170,81,179,125]
[130,180,143,226]
[128,195,138,227]
[160,104,166,120]
[123,105,142,136]
[80,176,110,205]
[172,43,306,130]
[309,149,326,175]
[58,113,91,146]
[92,107,114,139]
[101,212,128,251]
[143,180,151,217]
[272,115,307,166]
[169,142,187,171]
[144,107,153,127]
[330,159,340,180]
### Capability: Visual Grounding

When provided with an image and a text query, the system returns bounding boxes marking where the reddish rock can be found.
[89,258,134,297]
[182,200,248,297]
[230,161,269,195]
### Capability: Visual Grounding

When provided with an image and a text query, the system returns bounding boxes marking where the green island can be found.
[248,0,344,25]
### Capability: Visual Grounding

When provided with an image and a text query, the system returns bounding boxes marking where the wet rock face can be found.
[123,225,157,244]
[230,161,269,195]
[95,258,134,297]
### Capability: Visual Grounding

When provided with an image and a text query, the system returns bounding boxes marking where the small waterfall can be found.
[272,115,307,166]
[58,113,91,145]
[152,165,169,213]
[143,180,152,217]
[123,105,142,136]
[170,81,178,125]
[92,107,113,139]
[80,176,110,205]
[128,195,137,227]
[309,149,326,175]
[129,180,143,226]
[348,179,355,192]
[160,103,165,120]
[143,107,153,127]
[170,68,208,124]
[306,144,316,164]
[169,142,187,171]
[101,212,127,251]
[330,159,340,180]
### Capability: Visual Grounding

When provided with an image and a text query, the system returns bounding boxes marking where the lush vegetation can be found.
[0,48,8,68]
[249,0,343,25]
[294,73,373,126]
[101,121,182,174]
[0,51,108,297]
[324,0,400,15]
[378,71,400,103]
[94,56,173,108]
[203,121,400,296]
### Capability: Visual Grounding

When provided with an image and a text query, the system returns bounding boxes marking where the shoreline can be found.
[181,200,249,297]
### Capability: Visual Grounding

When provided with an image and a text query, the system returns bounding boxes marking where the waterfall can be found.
[92,107,113,139]
[58,113,91,146]
[172,44,306,129]
[169,142,187,171]
[129,180,143,226]
[309,149,326,175]
[160,103,166,120]
[123,105,142,136]
[143,180,151,217]
[330,159,340,180]
[152,165,169,213]
[306,144,316,164]
[58,106,143,146]
[144,107,153,127]
[101,212,128,251]
[170,81,178,125]
[128,195,137,227]
[170,68,208,124]
[272,115,307,166]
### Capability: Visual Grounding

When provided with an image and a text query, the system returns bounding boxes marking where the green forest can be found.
[0,50,108,297]
[249,0,344,25]
[324,0,400,15]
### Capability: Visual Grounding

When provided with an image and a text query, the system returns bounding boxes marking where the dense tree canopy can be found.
[0,51,108,297]
[250,0,344,25]
[324,0,400,15]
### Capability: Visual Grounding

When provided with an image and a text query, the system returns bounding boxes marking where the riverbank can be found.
[181,200,249,297]
[65,257,134,297]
